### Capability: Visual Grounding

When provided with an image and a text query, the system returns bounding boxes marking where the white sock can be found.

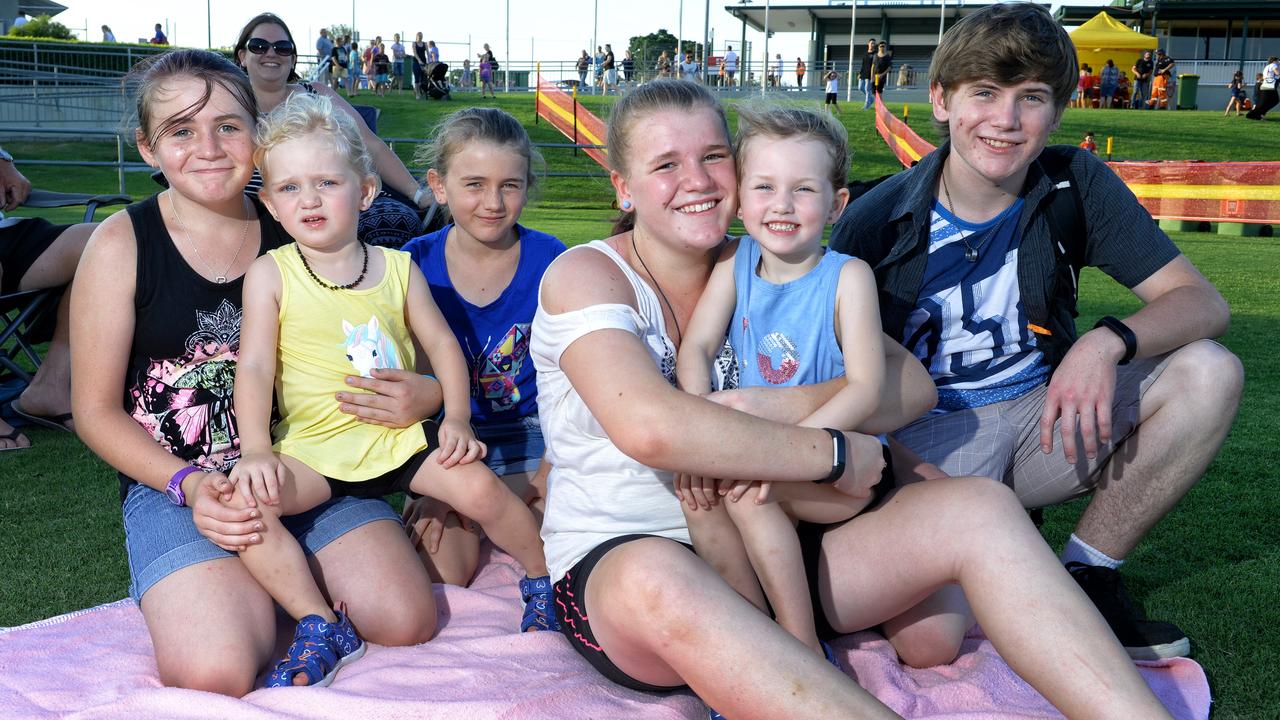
[1060,533,1123,570]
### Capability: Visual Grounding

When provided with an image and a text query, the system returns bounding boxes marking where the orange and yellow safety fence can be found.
[535,70,609,170]
[872,94,1280,224]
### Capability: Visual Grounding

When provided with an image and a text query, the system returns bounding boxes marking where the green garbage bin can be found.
[1176,74,1199,110]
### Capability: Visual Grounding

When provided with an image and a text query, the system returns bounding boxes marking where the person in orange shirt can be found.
[1079,131,1097,154]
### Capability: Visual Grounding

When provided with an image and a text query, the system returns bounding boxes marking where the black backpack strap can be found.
[1034,147,1089,367]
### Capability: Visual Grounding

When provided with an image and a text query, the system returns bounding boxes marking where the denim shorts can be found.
[122,482,399,602]
[474,414,544,478]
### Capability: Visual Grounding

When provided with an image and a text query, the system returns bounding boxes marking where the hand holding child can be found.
[435,417,487,468]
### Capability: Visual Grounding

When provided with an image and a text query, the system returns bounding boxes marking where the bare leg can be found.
[310,515,437,647]
[725,486,821,653]
[1074,341,1243,559]
[820,478,1172,719]
[414,511,482,586]
[231,457,338,625]
[15,223,95,429]
[582,538,898,719]
[409,453,548,578]
[139,558,277,696]
[682,501,766,610]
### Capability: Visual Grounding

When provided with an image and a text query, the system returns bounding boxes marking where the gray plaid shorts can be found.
[892,352,1174,509]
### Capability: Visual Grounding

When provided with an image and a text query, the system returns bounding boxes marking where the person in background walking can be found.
[1225,69,1246,116]
[1099,59,1119,108]
[871,42,892,100]
[1131,50,1153,109]
[391,34,406,91]
[1246,57,1280,120]
[795,56,806,89]
[101,25,116,43]
[577,50,590,87]
[622,50,635,88]
[413,32,428,99]
[315,28,333,87]
[824,70,842,114]
[859,38,876,109]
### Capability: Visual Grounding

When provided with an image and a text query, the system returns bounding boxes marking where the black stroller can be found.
[419,61,451,100]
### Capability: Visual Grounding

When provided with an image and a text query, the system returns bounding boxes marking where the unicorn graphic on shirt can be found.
[341,315,402,378]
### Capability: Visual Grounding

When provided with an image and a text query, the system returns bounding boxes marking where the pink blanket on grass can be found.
[0,547,1210,719]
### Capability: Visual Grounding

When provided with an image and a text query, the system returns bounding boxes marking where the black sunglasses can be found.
[246,38,295,56]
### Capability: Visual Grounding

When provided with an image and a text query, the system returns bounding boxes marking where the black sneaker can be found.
[1066,562,1191,661]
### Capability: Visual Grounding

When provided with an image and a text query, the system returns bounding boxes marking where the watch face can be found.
[165,483,185,506]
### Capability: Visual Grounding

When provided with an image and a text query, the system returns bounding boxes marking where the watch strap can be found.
[166,465,202,506]
[0,148,13,163]
[1093,315,1137,365]
[815,428,846,485]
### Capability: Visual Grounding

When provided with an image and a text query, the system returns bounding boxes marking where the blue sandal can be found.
[519,575,558,632]
[822,641,843,672]
[266,609,366,688]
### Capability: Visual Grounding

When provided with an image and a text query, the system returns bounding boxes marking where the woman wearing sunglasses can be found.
[233,13,432,248]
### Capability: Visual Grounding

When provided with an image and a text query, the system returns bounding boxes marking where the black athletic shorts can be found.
[0,217,69,294]
[555,445,895,687]
[324,420,439,498]
[798,442,896,640]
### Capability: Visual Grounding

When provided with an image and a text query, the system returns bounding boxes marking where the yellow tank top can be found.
[268,244,428,481]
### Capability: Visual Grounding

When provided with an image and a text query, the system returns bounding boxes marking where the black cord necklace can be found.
[630,232,682,345]
[940,171,988,263]
[297,242,369,290]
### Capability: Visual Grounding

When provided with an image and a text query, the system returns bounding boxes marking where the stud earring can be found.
[621,199,633,210]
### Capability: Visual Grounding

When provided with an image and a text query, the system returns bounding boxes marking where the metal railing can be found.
[0,127,609,192]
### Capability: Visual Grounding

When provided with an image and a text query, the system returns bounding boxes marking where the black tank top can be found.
[117,193,289,501]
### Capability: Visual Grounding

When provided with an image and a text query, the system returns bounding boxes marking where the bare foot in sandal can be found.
[0,417,31,451]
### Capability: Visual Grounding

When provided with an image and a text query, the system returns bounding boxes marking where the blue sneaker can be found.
[822,641,843,672]
[519,575,558,632]
[266,609,366,688]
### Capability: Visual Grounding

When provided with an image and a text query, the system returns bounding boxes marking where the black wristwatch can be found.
[1093,316,1137,365]
[814,428,846,485]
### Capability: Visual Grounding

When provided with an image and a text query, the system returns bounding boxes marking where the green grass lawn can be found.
[3,94,1278,718]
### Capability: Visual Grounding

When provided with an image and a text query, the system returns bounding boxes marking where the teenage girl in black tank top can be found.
[115,194,285,501]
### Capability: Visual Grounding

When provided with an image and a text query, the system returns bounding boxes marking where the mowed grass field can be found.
[3,91,1278,718]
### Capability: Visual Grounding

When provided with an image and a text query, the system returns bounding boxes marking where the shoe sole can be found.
[1124,637,1191,661]
[312,640,367,688]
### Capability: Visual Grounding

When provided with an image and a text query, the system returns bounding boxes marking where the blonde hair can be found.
[415,106,541,188]
[253,93,377,191]
[734,102,849,193]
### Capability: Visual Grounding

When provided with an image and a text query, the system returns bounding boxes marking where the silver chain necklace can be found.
[939,171,988,263]
[168,192,250,283]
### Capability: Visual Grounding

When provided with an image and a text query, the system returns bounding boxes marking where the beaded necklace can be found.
[296,242,369,290]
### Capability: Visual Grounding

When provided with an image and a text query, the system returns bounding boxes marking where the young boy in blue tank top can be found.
[227,94,555,689]
[400,108,566,585]
[676,105,885,665]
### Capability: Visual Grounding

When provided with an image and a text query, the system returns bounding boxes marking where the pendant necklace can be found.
[630,232,682,346]
[939,171,988,263]
[169,192,250,283]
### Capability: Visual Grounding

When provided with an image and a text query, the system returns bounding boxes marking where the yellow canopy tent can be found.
[1069,11,1158,77]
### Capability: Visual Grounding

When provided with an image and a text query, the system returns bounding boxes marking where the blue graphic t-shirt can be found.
[903,198,1050,411]
[403,223,566,423]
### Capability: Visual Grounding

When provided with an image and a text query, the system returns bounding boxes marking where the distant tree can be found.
[628,29,703,69]
[8,15,76,40]
[328,24,354,42]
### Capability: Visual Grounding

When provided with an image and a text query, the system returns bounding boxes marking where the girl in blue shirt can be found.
[401,108,566,590]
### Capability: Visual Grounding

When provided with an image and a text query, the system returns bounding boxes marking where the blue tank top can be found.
[402,223,566,423]
[730,236,851,387]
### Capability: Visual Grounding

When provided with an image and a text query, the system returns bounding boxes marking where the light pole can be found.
[703,0,711,85]
[592,0,598,95]
[206,0,211,50]
[761,0,770,96]
[846,0,855,103]
[505,0,511,93]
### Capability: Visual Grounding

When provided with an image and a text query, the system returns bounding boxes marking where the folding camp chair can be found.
[0,190,131,383]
